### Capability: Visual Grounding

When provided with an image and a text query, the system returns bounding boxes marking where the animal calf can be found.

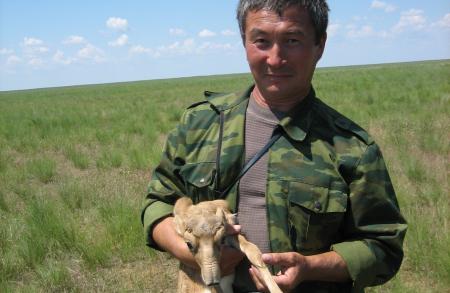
[173,197,282,293]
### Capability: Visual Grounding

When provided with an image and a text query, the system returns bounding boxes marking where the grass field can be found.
[0,60,449,292]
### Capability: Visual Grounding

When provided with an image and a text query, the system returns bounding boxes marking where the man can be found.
[141,0,407,292]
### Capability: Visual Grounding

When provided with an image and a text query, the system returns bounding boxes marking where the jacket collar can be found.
[279,88,315,142]
[205,84,315,142]
[204,85,254,111]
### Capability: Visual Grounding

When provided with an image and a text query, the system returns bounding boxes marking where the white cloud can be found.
[130,45,151,54]
[163,38,196,54]
[53,50,75,65]
[384,6,396,13]
[6,55,21,65]
[35,47,49,53]
[352,16,368,22]
[371,1,396,13]
[327,23,341,37]
[129,45,160,58]
[431,13,450,29]
[196,42,237,54]
[23,37,43,46]
[77,44,105,63]
[129,38,238,59]
[347,25,375,38]
[393,9,427,33]
[221,29,237,36]
[28,58,44,67]
[198,29,216,38]
[23,46,49,58]
[22,37,49,58]
[63,35,86,45]
[345,23,391,39]
[169,28,186,36]
[371,0,384,9]
[109,34,128,47]
[106,17,128,31]
[0,48,14,55]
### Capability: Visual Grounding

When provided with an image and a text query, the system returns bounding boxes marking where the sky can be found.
[0,0,449,91]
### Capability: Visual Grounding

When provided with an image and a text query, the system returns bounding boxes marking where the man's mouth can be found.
[265,73,292,80]
[265,71,292,77]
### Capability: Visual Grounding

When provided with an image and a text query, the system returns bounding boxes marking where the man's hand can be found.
[249,252,306,292]
[152,217,244,276]
[249,251,350,292]
[152,216,198,268]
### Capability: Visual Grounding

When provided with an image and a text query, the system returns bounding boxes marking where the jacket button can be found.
[314,201,322,211]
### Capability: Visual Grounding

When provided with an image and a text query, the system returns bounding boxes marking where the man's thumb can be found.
[262,254,273,264]
[262,252,298,266]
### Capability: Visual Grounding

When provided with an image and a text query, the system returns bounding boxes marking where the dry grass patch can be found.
[88,255,178,292]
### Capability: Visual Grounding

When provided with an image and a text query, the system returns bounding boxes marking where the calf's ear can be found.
[174,197,193,217]
[215,207,227,224]
[173,197,193,235]
[173,215,186,235]
[211,199,229,212]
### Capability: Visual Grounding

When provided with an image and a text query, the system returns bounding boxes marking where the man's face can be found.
[244,6,326,102]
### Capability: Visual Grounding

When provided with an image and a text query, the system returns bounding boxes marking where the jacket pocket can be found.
[179,162,216,203]
[288,180,348,254]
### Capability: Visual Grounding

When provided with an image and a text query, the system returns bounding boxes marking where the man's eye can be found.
[254,38,270,49]
[287,39,300,45]
[254,38,266,44]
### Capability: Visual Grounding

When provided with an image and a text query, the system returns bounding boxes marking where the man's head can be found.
[236,0,329,105]
[237,0,329,45]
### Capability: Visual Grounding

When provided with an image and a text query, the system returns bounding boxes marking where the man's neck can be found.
[251,86,308,112]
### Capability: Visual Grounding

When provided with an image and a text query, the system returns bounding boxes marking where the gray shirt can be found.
[234,96,286,291]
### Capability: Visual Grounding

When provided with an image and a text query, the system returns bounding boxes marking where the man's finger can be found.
[249,266,268,292]
[262,252,299,266]
[225,224,241,234]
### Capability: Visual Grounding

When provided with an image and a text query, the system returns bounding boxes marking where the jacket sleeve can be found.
[331,143,407,290]
[140,110,189,250]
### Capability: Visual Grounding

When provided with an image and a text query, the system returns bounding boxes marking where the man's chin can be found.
[260,86,287,98]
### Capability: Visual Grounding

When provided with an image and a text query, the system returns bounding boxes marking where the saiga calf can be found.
[173,197,282,293]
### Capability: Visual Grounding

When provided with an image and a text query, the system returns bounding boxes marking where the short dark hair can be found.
[236,0,329,44]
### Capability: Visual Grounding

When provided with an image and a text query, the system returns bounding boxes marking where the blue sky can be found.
[0,0,449,91]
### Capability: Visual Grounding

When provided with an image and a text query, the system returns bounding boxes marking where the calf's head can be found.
[173,197,230,287]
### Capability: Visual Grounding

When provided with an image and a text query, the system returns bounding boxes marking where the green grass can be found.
[0,61,449,292]
[21,197,78,268]
[36,259,75,292]
[64,145,90,170]
[0,190,8,212]
[27,157,57,183]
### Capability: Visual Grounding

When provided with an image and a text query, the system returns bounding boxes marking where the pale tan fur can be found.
[173,197,282,293]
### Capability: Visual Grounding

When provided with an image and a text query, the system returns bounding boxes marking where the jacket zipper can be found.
[215,110,224,194]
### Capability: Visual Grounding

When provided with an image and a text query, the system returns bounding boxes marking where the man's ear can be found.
[315,32,327,62]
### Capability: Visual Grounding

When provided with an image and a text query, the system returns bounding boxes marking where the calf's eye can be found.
[186,241,194,251]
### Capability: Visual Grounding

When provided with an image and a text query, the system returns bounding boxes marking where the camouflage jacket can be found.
[141,86,407,292]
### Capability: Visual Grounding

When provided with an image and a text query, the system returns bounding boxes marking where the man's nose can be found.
[266,43,285,68]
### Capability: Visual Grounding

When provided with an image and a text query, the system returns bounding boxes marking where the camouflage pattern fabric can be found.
[141,86,407,292]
